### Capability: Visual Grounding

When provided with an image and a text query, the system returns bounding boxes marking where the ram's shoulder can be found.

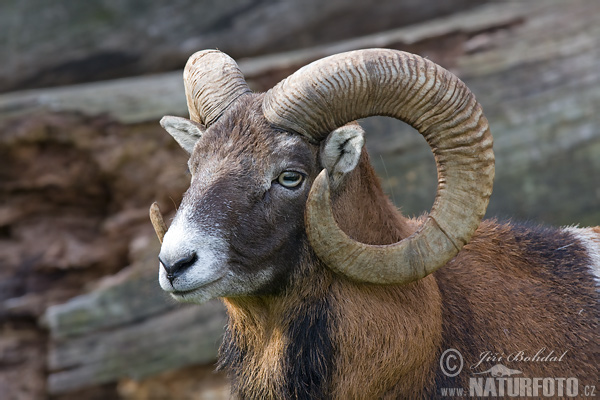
[444,220,599,280]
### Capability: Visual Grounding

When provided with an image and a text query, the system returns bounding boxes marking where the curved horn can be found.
[184,50,251,127]
[263,49,494,284]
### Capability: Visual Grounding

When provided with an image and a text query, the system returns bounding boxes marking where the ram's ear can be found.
[160,116,206,154]
[320,123,365,187]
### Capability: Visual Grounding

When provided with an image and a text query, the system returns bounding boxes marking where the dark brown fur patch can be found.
[218,258,335,400]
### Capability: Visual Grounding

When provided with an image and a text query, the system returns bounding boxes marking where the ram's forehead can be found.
[189,94,315,168]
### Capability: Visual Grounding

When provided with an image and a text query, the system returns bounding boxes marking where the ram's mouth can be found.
[171,286,203,298]
[169,275,225,300]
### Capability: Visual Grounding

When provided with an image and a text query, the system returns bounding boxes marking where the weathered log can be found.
[0,0,484,93]
[0,3,526,123]
[47,301,226,393]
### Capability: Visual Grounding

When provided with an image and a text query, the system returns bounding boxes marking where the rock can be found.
[0,324,46,400]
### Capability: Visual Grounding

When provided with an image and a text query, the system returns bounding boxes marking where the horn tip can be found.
[149,202,168,244]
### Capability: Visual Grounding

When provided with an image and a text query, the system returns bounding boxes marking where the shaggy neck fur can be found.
[218,154,443,399]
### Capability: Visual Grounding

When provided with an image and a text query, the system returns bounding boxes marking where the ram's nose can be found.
[158,251,197,284]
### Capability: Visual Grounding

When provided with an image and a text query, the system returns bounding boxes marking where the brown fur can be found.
[222,261,333,398]
[326,152,443,398]
[328,159,599,397]
[432,221,599,395]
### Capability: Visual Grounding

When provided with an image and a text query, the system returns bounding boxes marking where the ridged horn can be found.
[184,50,251,126]
[263,48,494,284]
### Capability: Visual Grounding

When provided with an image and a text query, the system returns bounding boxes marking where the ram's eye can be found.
[277,171,304,188]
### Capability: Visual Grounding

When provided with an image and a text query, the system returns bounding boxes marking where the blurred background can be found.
[0,0,598,398]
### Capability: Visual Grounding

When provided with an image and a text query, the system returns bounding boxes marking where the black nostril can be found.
[159,252,197,283]
[172,253,197,274]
